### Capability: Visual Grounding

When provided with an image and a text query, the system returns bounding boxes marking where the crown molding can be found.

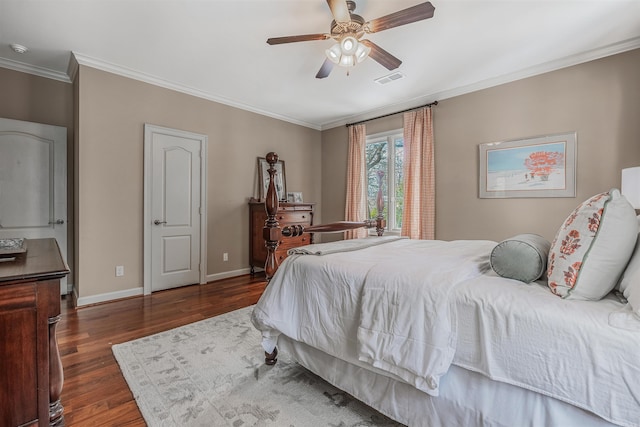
[319,36,640,130]
[67,54,79,82]
[71,52,322,130]
[0,57,71,83]
[2,36,638,132]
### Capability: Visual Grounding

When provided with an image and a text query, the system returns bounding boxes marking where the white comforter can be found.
[356,239,493,394]
[253,237,494,395]
[251,237,640,427]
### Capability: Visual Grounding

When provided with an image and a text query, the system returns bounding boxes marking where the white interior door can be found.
[144,124,207,293]
[0,118,68,294]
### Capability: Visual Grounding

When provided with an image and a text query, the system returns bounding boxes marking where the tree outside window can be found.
[365,130,404,231]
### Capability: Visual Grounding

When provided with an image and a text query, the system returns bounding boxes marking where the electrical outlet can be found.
[115,265,124,277]
[223,252,228,262]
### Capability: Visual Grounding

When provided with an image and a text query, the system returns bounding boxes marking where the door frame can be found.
[143,124,208,295]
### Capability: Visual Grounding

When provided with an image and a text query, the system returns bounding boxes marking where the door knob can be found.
[49,219,65,225]
[153,220,167,225]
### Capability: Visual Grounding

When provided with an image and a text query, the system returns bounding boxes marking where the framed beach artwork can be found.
[479,132,576,198]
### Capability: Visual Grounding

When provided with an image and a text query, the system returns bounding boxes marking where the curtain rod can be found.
[346,101,438,127]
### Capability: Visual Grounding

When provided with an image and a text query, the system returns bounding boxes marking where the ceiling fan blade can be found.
[326,0,351,23]
[316,59,334,79]
[360,40,402,70]
[267,34,330,45]
[366,2,435,33]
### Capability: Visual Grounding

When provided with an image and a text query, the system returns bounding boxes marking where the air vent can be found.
[374,72,405,85]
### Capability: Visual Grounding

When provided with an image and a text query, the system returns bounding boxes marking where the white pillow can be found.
[547,189,638,300]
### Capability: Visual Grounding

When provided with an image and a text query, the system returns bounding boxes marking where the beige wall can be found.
[321,48,640,242]
[0,67,73,126]
[3,47,639,303]
[75,66,321,302]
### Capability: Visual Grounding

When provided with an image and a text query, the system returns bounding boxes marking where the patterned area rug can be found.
[112,306,402,426]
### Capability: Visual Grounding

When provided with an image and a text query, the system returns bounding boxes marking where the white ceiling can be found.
[1,0,639,130]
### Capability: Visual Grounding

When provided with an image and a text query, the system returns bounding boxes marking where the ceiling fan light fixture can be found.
[325,36,370,68]
[355,42,371,63]
[340,36,358,55]
[326,43,342,64]
[339,54,356,68]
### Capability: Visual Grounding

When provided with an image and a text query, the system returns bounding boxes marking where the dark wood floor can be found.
[57,273,268,426]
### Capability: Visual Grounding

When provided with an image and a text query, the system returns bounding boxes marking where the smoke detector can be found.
[10,44,28,54]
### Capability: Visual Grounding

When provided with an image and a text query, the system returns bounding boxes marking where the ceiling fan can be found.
[267,0,435,79]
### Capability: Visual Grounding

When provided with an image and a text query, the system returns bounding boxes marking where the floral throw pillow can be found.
[547,189,638,300]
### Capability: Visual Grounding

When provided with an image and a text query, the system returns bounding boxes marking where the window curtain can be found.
[402,107,435,239]
[344,124,368,239]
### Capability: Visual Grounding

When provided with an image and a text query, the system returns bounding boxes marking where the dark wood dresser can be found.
[0,238,69,427]
[249,200,314,274]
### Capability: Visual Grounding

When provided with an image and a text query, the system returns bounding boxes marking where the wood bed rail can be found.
[262,152,385,281]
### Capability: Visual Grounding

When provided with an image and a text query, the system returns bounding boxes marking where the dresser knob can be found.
[302,238,306,242]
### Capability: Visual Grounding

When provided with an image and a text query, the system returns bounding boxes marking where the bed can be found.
[251,152,640,427]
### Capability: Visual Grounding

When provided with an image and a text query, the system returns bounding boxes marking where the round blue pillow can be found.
[490,234,551,283]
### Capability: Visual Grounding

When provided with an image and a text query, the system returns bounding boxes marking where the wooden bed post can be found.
[263,152,282,281]
[262,152,281,365]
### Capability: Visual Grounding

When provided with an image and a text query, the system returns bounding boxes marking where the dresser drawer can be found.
[276,211,312,225]
[278,234,311,249]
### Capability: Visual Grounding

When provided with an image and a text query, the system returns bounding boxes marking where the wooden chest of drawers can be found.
[0,238,69,427]
[249,200,314,274]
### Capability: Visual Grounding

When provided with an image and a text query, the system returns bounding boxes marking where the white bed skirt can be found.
[278,336,615,427]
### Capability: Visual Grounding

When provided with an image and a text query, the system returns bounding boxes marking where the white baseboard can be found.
[206,267,252,283]
[74,286,144,307]
[69,268,251,307]
[69,268,252,307]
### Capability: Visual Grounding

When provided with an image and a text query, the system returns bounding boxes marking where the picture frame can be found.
[258,157,286,201]
[479,132,577,198]
[287,192,303,203]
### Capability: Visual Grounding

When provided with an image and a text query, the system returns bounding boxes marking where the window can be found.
[366,129,404,231]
